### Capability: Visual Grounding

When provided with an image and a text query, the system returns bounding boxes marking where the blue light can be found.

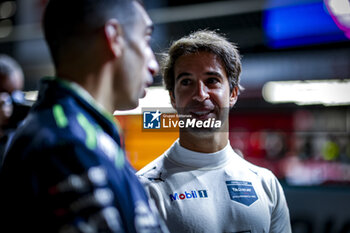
[263,1,348,48]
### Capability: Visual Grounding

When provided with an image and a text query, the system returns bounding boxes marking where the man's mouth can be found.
[189,109,215,120]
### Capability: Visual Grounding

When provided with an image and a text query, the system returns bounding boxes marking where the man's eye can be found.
[180,79,192,86]
[206,77,219,84]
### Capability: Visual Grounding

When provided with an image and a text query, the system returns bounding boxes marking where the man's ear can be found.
[104,19,123,58]
[229,86,238,108]
[169,91,176,109]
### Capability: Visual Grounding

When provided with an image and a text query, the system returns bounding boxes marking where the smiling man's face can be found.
[171,51,237,126]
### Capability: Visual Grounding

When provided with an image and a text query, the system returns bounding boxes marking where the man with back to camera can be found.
[137,30,292,233]
[0,0,169,232]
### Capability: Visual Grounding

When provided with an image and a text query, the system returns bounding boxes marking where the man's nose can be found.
[148,53,159,76]
[192,81,209,102]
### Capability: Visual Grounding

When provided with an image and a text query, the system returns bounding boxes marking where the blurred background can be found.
[1,0,349,232]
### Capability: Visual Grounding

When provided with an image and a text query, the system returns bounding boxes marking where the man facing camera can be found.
[138,30,291,233]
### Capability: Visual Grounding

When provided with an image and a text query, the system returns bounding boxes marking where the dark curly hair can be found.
[161,30,243,94]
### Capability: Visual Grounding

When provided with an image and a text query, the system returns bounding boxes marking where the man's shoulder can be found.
[136,154,167,184]
[137,154,166,176]
[7,100,100,161]
[231,151,277,181]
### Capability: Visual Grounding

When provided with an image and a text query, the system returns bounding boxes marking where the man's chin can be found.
[181,127,219,138]
[115,99,139,111]
[178,116,228,135]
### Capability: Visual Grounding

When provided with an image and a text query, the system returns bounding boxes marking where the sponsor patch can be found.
[226,180,258,206]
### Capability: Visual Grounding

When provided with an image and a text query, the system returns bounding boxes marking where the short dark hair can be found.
[43,0,140,67]
[161,30,242,94]
[0,54,22,77]
[0,54,23,92]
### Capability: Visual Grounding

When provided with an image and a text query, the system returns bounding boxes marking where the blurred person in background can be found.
[0,54,30,166]
[137,30,291,233]
[0,0,168,232]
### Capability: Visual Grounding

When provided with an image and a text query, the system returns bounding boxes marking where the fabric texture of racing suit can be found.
[0,77,166,233]
[137,139,292,233]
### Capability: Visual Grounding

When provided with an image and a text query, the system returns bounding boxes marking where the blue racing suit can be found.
[0,77,166,233]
